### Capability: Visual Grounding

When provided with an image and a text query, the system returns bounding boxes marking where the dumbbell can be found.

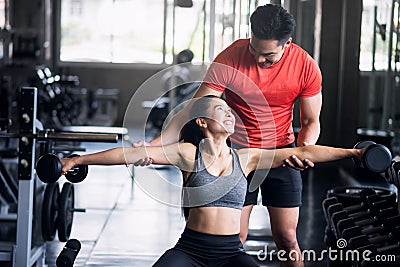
[382,159,400,188]
[356,242,400,258]
[36,153,88,183]
[336,208,399,237]
[327,189,394,220]
[56,238,81,267]
[341,215,400,241]
[330,199,397,233]
[353,141,392,173]
[348,226,400,251]
[323,188,375,212]
[326,186,376,207]
[323,189,375,228]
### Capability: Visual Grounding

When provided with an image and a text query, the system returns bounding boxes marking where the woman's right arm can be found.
[61,143,196,174]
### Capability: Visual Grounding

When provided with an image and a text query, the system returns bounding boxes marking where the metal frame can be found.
[0,87,46,267]
[0,86,121,266]
[15,87,44,266]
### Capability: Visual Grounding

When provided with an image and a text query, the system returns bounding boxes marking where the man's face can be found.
[249,34,291,68]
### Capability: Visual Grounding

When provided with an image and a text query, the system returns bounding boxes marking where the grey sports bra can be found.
[183,147,247,210]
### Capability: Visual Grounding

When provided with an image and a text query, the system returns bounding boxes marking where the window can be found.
[0,0,5,27]
[359,0,393,71]
[60,0,165,63]
[59,0,274,64]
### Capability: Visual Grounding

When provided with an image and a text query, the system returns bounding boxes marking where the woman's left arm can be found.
[245,145,362,171]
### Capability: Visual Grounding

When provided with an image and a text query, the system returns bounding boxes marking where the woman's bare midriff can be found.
[185,206,241,235]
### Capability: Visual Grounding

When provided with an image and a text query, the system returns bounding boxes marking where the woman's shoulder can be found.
[178,142,198,159]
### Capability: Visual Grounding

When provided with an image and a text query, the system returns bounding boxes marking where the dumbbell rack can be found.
[322,186,400,265]
[0,87,46,266]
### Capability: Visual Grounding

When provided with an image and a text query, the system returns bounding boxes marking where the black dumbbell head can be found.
[363,144,392,173]
[65,154,88,183]
[66,238,81,251]
[354,141,377,149]
[56,247,78,267]
[36,154,62,183]
[353,141,375,169]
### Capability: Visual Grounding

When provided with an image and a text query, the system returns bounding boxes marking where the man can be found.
[140,4,322,267]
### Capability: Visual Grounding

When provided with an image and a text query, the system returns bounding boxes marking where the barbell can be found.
[0,130,118,143]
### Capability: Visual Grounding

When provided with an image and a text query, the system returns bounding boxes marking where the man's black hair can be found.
[250,4,296,46]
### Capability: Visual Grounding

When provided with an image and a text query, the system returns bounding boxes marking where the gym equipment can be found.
[341,215,400,240]
[325,186,388,207]
[0,87,116,267]
[0,130,118,143]
[328,193,396,224]
[41,182,60,241]
[330,200,396,233]
[353,141,392,172]
[336,208,398,236]
[324,187,396,207]
[322,188,380,217]
[36,154,88,184]
[331,199,397,232]
[348,226,400,250]
[382,158,400,188]
[356,242,400,257]
[322,187,396,231]
[323,188,375,212]
[323,188,375,228]
[56,238,81,267]
[57,182,85,242]
[63,154,87,183]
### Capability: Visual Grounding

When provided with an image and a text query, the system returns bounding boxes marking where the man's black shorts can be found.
[236,142,303,207]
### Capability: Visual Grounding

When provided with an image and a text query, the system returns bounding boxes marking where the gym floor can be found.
[43,133,395,267]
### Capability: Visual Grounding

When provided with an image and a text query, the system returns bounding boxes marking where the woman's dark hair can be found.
[250,4,296,46]
[179,95,221,146]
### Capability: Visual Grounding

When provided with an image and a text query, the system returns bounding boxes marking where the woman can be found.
[61,96,364,267]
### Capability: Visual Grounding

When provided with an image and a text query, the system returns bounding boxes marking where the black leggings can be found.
[153,228,259,267]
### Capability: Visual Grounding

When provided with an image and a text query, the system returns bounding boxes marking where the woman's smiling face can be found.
[204,98,235,135]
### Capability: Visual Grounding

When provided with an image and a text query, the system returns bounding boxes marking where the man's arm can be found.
[283,92,322,170]
[149,83,223,146]
[297,92,322,146]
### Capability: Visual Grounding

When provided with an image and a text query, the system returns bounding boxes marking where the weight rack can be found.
[0,87,120,266]
[0,87,45,266]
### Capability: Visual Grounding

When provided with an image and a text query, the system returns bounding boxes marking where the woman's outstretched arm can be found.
[60,143,195,174]
[245,145,363,171]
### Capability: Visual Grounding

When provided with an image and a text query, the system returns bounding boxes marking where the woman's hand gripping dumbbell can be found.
[36,154,88,183]
[353,141,392,173]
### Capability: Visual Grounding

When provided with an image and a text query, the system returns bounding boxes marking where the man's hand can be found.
[282,142,315,171]
[131,140,153,166]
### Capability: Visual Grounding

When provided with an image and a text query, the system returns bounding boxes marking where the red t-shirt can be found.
[204,39,322,148]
